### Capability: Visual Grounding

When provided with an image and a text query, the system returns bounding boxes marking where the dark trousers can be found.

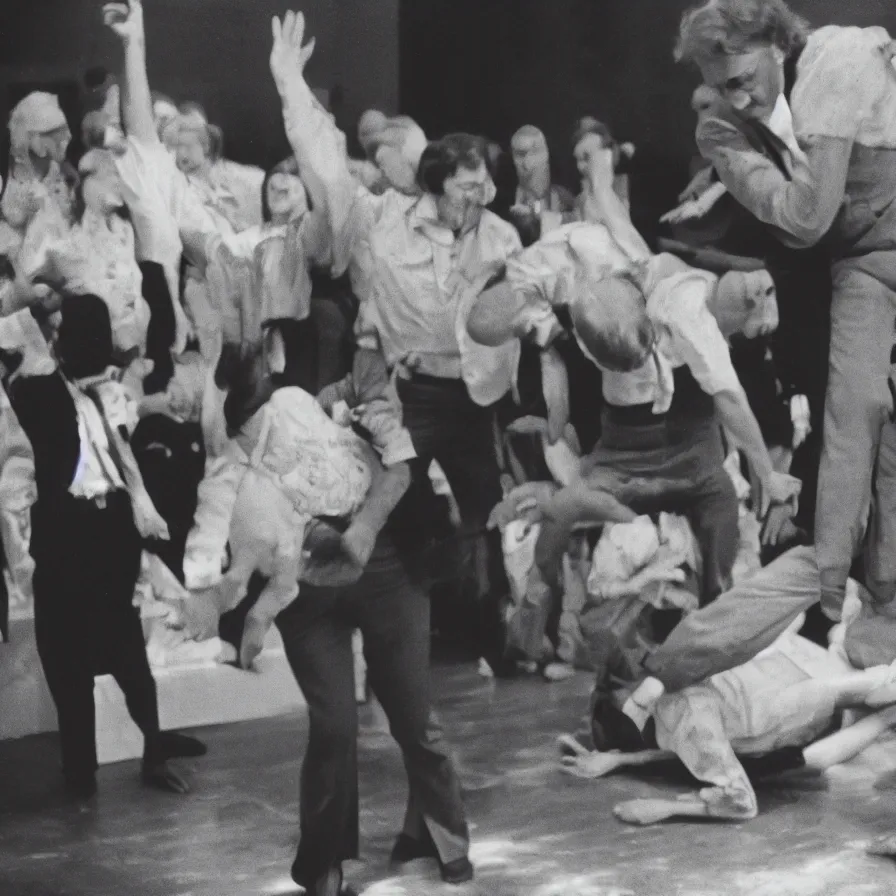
[273,533,469,886]
[583,413,739,604]
[396,375,509,658]
[30,492,160,782]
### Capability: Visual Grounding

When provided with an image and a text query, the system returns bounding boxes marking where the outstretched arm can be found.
[103,1,156,144]
[269,11,381,276]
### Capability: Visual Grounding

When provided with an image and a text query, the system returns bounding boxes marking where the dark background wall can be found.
[399,0,896,241]
[1,0,894,235]
[0,0,398,172]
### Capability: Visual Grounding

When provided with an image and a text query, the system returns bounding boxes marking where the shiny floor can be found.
[3,659,896,896]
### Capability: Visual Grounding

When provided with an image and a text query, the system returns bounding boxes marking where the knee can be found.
[391,708,446,754]
[307,703,358,755]
[828,386,890,435]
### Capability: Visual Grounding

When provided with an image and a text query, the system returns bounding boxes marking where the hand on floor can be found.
[560,750,626,779]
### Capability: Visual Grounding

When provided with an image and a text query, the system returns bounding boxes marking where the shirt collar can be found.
[408,193,457,246]
[70,367,117,391]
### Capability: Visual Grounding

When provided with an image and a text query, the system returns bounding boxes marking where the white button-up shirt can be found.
[506,224,741,412]
[278,80,522,406]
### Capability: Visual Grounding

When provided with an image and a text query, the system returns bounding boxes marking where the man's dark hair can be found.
[260,155,306,223]
[417,133,494,196]
[56,294,113,379]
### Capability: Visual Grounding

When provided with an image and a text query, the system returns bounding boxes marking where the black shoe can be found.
[158,731,207,759]
[302,867,357,896]
[440,856,474,885]
[390,832,439,867]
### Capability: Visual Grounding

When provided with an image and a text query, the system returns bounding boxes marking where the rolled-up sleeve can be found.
[654,689,758,820]
[347,347,416,466]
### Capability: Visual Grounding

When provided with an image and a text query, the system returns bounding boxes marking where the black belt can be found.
[603,402,667,427]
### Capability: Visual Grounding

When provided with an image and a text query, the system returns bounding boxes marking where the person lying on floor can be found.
[474,221,799,604]
[559,555,896,825]
[181,339,414,669]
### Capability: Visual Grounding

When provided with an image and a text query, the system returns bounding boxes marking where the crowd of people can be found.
[3,0,896,893]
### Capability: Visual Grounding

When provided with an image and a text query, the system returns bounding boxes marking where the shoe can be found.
[158,731,207,759]
[390,832,438,867]
[390,834,473,885]
[439,856,474,885]
[303,867,357,896]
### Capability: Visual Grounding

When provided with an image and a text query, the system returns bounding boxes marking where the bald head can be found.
[512,124,546,147]
[358,109,388,156]
[570,274,655,372]
[714,269,778,339]
[511,124,550,196]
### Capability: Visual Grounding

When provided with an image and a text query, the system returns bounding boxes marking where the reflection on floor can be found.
[3,658,896,896]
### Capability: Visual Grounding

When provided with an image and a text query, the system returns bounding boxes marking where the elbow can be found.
[781,222,826,250]
[778,207,836,249]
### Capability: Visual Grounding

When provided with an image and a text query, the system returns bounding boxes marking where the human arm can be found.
[714,389,800,518]
[561,747,676,779]
[270,11,381,276]
[696,29,892,249]
[698,117,849,250]
[659,274,798,517]
[578,147,652,260]
[320,344,415,569]
[103,1,156,144]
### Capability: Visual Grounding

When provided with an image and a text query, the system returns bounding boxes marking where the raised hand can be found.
[584,147,616,195]
[102,0,144,45]
[269,10,316,89]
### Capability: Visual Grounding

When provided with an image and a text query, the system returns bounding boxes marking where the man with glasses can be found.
[675,0,896,622]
